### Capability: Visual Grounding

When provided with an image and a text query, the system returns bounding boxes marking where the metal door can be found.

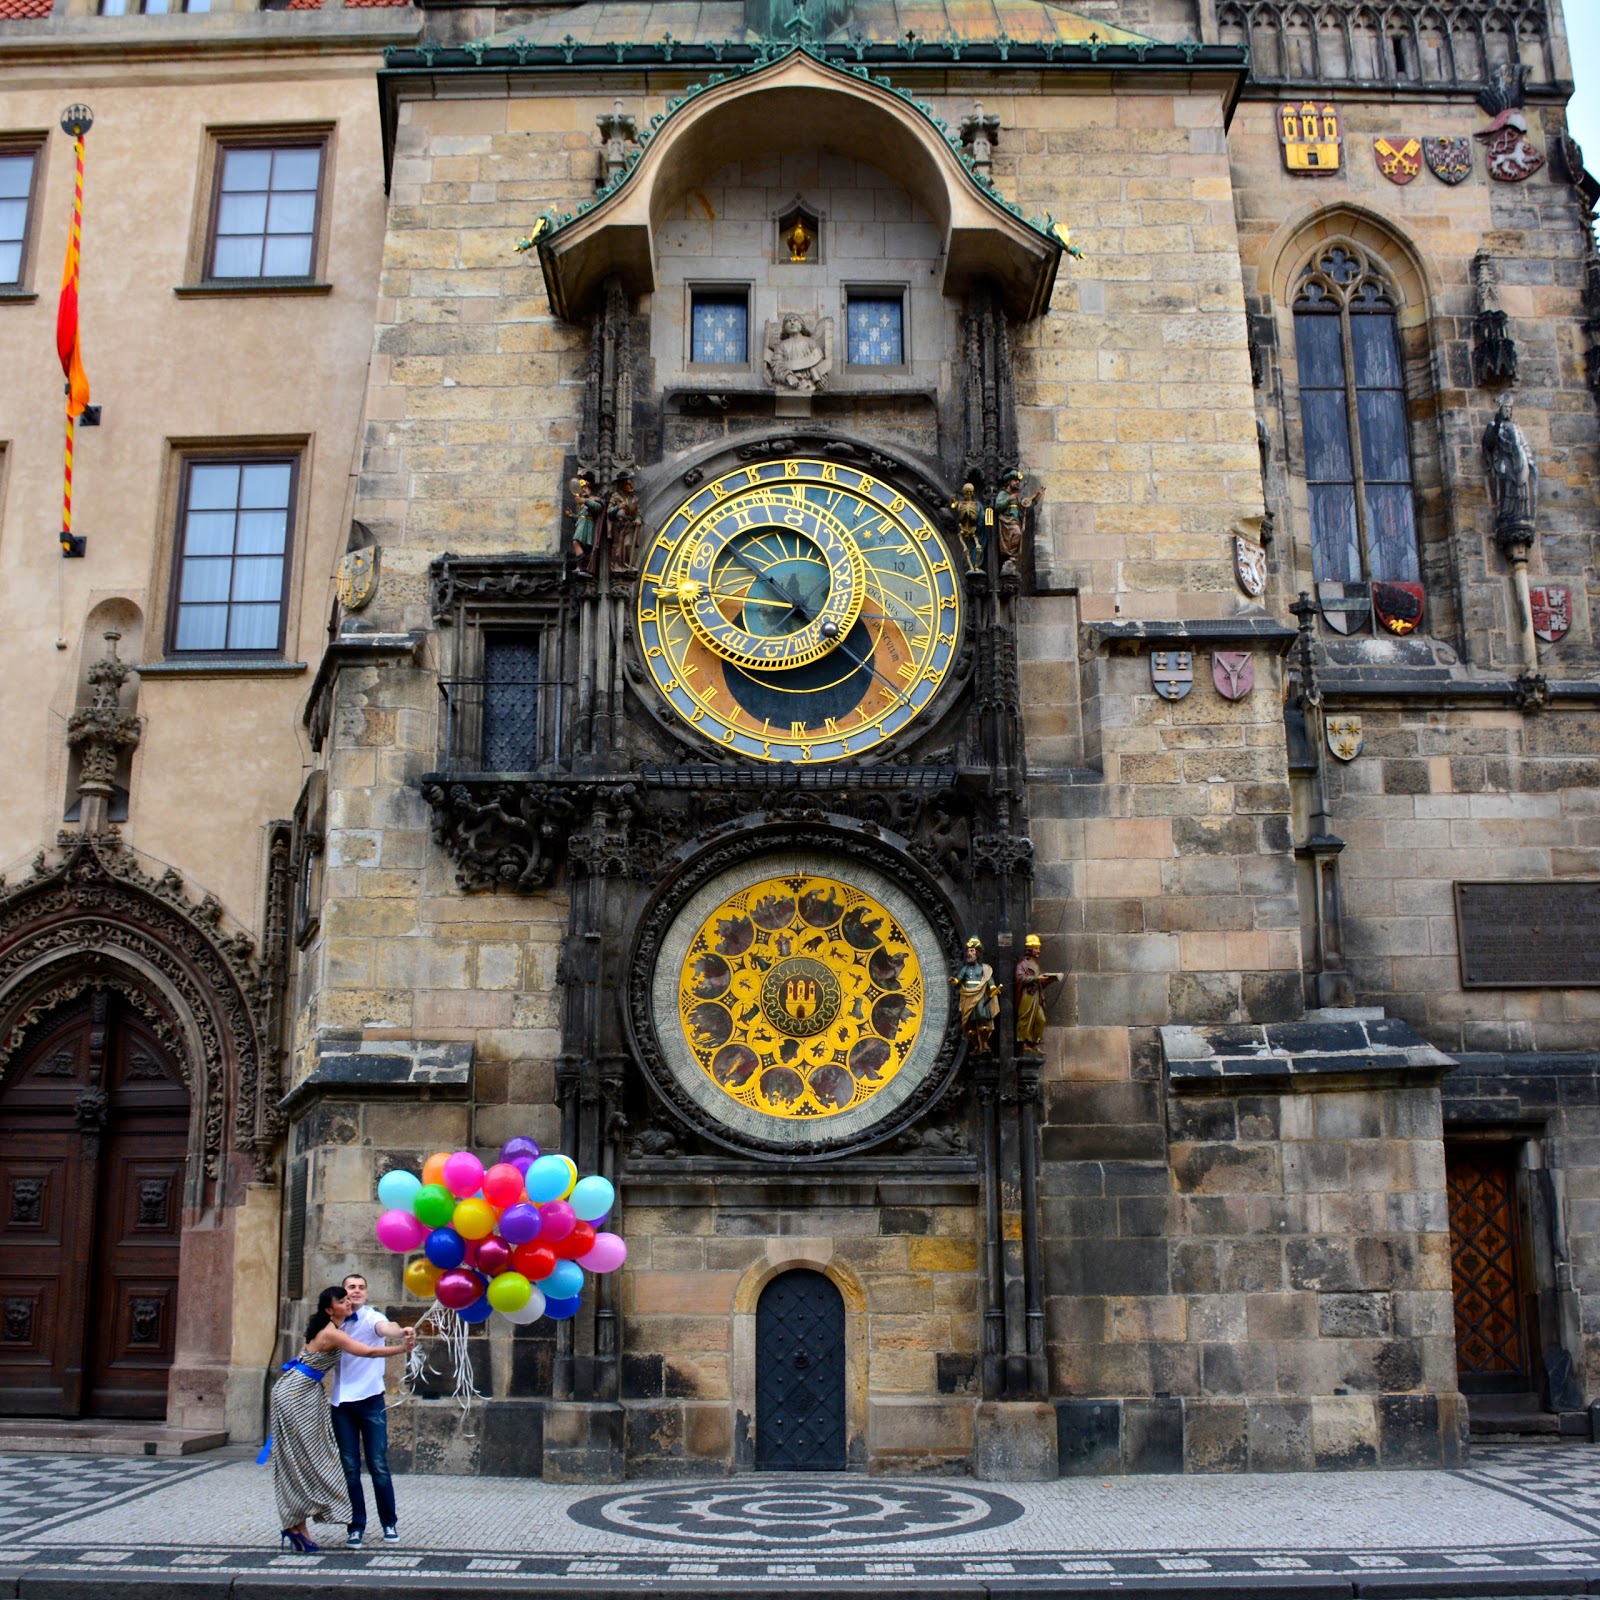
[1447,1144,1530,1394]
[755,1268,846,1471]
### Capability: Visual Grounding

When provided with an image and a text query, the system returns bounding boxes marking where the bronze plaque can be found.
[1455,880,1600,988]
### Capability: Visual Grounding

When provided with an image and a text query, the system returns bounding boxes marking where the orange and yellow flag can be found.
[56,130,90,419]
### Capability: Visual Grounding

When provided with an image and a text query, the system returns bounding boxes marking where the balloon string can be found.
[402,1300,482,1436]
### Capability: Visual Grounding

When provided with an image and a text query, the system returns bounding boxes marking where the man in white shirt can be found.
[330,1273,412,1548]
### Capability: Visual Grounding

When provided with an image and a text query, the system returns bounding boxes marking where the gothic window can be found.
[845,291,904,366]
[481,634,540,772]
[1293,244,1420,586]
[690,289,749,364]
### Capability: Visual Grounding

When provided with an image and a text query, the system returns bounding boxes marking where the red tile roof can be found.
[0,0,54,20]
[344,1,413,10]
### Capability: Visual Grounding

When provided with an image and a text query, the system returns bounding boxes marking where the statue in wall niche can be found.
[764,312,832,395]
[950,936,1001,1055]
[993,470,1042,574]
[1481,395,1538,540]
[1013,934,1063,1057]
[568,474,603,571]
[596,474,642,575]
[950,482,983,573]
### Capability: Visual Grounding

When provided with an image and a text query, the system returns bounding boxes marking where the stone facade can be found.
[2,0,1595,1478]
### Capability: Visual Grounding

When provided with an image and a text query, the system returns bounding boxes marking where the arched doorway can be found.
[0,990,189,1419]
[755,1269,846,1470]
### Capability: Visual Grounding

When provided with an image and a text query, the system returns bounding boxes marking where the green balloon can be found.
[486,1271,532,1313]
[413,1183,456,1228]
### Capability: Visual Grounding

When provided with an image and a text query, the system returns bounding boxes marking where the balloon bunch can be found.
[373,1137,625,1328]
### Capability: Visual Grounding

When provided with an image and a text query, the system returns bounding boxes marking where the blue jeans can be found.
[329,1393,397,1533]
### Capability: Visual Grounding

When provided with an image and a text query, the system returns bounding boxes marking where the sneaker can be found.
[346,1530,363,1549]
[382,1525,398,1542]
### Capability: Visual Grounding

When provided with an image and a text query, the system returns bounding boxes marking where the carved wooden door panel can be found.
[0,995,187,1419]
[755,1269,846,1471]
[85,1012,188,1417]
[1447,1144,1531,1395]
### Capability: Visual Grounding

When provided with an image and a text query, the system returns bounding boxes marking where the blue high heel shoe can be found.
[278,1529,319,1553]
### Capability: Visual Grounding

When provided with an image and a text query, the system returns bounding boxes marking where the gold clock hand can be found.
[725,545,810,618]
[817,620,909,704]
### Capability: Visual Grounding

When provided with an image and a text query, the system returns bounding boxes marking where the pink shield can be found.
[1211,652,1255,701]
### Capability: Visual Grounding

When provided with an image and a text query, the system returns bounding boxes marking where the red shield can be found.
[1530,585,1571,643]
[1374,137,1423,184]
[1211,652,1254,701]
[1373,580,1424,636]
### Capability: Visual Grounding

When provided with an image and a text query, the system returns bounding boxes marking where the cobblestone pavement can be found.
[2,1444,1600,1595]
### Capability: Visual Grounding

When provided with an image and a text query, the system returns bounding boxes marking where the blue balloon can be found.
[569,1175,615,1223]
[424,1227,467,1269]
[525,1155,570,1204]
[456,1295,493,1324]
[377,1170,422,1212]
[544,1259,584,1300]
[542,1293,581,1321]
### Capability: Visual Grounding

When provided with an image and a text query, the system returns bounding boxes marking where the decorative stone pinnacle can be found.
[596,98,639,190]
[959,102,1001,174]
[66,631,141,834]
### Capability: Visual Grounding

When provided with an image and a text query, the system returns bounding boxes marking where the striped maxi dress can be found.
[270,1347,352,1530]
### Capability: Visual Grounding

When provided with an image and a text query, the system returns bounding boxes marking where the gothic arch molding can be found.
[1262,203,1439,328]
[0,833,274,1196]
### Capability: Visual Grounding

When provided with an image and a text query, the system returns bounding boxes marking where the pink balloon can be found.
[577,1232,627,1274]
[475,1235,512,1277]
[442,1151,486,1199]
[539,1200,576,1243]
[376,1209,426,1253]
[435,1268,484,1310]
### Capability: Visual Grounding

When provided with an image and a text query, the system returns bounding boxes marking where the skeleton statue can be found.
[950,481,983,572]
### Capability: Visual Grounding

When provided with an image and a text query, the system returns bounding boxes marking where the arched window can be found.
[1292,242,1420,585]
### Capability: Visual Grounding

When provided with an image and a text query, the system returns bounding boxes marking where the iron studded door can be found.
[756,1269,846,1471]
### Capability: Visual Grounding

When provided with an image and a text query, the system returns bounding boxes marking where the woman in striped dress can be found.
[273,1286,414,1550]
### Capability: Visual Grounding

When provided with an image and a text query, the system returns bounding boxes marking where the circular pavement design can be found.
[567,1480,1024,1548]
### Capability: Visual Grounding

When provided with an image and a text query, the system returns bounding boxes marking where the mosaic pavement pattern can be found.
[2,1444,1600,1587]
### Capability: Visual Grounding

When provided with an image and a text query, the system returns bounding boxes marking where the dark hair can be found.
[305,1286,349,1344]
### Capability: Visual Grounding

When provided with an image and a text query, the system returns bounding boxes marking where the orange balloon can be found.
[421,1151,450,1188]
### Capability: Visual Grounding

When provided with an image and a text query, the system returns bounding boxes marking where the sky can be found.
[1566,3,1600,159]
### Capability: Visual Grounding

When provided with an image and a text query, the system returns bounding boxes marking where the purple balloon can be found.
[500,1136,541,1164]
[539,1200,576,1243]
[499,1202,543,1244]
[512,1155,536,1176]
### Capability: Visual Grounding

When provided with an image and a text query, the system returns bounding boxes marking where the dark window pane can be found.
[1357,388,1411,483]
[847,296,904,364]
[482,636,540,771]
[1364,486,1420,581]
[1301,390,1354,483]
[1351,313,1403,388]
[1293,310,1344,388]
[1309,485,1361,583]
[691,295,748,363]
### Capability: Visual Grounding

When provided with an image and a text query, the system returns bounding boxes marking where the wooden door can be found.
[1446,1144,1531,1395]
[0,994,187,1419]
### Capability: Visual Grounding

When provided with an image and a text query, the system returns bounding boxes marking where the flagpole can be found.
[58,104,92,559]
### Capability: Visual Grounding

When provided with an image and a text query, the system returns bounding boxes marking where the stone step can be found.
[0,1419,228,1457]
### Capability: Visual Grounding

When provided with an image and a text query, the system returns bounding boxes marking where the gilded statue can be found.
[949,936,1000,1055]
[1013,934,1063,1055]
[568,474,603,571]
[994,470,1043,572]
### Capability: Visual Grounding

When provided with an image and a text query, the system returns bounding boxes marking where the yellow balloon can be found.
[555,1155,578,1200]
[404,1257,442,1298]
[453,1196,497,1240]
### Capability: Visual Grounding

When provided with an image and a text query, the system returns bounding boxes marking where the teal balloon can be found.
[569,1175,615,1223]
[525,1155,570,1204]
[544,1258,584,1299]
[377,1170,422,1212]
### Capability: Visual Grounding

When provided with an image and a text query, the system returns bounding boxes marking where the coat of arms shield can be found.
[1326,714,1364,762]
[1423,136,1473,184]
[1212,652,1255,701]
[1478,111,1545,182]
[1150,650,1193,701]
[1233,535,1267,597]
[1373,580,1425,636]
[1317,579,1370,635]
[1530,584,1572,643]
[336,547,379,611]
[1374,137,1423,184]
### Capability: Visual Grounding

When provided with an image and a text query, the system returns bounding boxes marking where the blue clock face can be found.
[637,458,962,764]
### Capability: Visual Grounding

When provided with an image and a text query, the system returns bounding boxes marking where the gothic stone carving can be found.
[764,313,832,395]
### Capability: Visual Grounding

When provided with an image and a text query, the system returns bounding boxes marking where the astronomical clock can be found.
[626,453,969,1156]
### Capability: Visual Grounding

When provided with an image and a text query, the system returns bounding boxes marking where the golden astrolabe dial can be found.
[676,872,923,1120]
[637,457,962,765]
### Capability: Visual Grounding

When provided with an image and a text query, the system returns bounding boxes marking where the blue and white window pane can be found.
[211,144,321,280]
[691,295,748,363]
[0,154,35,285]
[847,296,904,365]
[174,460,292,653]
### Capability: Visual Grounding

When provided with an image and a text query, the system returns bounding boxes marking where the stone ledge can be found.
[280,1032,473,1116]
[1161,1015,1456,1097]
[1090,615,1298,653]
